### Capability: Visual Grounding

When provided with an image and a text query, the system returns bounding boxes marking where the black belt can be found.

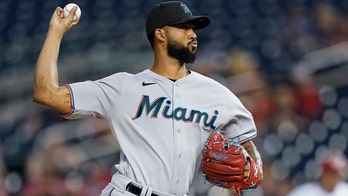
[126,182,159,196]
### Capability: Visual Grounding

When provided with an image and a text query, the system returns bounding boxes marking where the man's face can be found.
[165,23,198,64]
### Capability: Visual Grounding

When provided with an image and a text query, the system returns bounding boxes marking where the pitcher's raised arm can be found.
[33,6,80,114]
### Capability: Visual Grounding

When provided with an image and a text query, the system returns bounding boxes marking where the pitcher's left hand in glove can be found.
[202,131,262,195]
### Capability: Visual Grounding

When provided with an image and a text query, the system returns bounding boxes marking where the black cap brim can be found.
[168,15,210,30]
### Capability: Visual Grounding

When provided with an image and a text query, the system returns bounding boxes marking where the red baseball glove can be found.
[202,131,262,195]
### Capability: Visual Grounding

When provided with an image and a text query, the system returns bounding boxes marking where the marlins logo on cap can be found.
[179,2,192,15]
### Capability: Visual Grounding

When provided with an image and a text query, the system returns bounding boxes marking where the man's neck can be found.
[151,55,189,80]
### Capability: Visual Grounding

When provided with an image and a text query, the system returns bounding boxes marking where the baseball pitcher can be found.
[33,1,263,196]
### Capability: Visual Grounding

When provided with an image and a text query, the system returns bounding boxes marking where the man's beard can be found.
[167,38,196,64]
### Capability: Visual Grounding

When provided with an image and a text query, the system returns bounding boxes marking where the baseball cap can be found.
[321,151,347,176]
[146,1,210,35]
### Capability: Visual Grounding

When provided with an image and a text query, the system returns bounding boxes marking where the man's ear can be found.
[154,28,165,42]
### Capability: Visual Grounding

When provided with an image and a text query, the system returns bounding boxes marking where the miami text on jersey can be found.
[132,95,219,130]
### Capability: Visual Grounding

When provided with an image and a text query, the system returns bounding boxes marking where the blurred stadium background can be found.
[1,0,348,195]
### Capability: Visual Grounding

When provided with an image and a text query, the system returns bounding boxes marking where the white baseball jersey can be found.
[64,69,257,195]
[287,181,348,196]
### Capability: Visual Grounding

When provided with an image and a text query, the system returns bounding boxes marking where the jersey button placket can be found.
[175,82,182,160]
[175,82,180,98]
[171,81,181,191]
[173,81,185,191]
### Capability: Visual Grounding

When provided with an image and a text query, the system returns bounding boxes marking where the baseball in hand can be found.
[63,3,81,22]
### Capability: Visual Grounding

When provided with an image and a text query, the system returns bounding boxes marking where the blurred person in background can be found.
[287,150,348,196]
[20,151,68,196]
